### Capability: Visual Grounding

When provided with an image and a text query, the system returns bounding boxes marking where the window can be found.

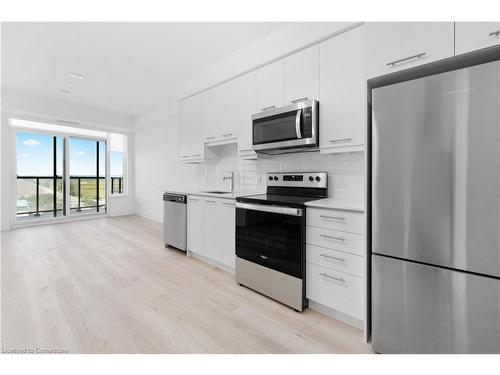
[69,137,107,213]
[16,132,65,218]
[12,118,128,222]
[109,133,127,195]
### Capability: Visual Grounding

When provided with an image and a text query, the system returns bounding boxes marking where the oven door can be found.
[252,100,318,152]
[235,202,305,278]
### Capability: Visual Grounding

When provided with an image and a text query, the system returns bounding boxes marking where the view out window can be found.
[109,133,127,194]
[16,132,64,218]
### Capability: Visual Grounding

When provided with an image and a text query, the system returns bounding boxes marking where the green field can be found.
[17,177,106,214]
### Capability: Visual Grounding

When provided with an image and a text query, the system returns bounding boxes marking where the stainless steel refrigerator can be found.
[371,58,500,353]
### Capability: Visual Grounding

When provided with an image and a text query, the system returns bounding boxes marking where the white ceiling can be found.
[1,22,287,117]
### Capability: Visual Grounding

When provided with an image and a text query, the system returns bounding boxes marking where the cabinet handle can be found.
[206,136,216,140]
[320,234,346,242]
[320,273,345,283]
[222,133,233,137]
[320,215,346,221]
[205,200,216,203]
[290,97,308,104]
[189,198,199,202]
[260,254,268,260]
[387,52,426,67]
[320,253,346,262]
[239,148,252,152]
[261,105,276,111]
[181,155,189,158]
[489,30,500,37]
[329,138,352,144]
[192,154,202,157]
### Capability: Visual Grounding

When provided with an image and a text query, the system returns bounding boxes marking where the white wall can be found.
[196,147,364,201]
[3,90,134,131]
[178,22,362,99]
[133,106,196,223]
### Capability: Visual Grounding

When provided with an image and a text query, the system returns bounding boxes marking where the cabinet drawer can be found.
[306,262,364,320]
[306,226,364,256]
[306,208,364,234]
[306,244,364,278]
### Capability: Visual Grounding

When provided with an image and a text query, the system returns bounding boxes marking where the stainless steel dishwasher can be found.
[163,192,187,252]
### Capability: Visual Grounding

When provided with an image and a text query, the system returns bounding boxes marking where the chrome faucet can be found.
[223,172,234,193]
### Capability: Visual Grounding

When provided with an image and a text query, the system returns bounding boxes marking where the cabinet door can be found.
[179,99,192,160]
[216,80,238,139]
[237,72,257,156]
[202,198,220,260]
[190,92,206,159]
[187,196,203,254]
[455,22,500,55]
[284,45,320,104]
[256,60,284,111]
[320,26,365,152]
[365,22,454,78]
[218,200,236,268]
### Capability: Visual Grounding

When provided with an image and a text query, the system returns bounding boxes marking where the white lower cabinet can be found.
[306,244,364,278]
[306,262,364,321]
[306,226,365,256]
[187,196,203,254]
[187,196,235,270]
[306,207,365,324]
[202,199,221,259]
[218,200,236,268]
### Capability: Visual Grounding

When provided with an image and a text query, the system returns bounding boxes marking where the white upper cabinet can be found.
[237,71,257,157]
[216,80,238,139]
[284,45,320,104]
[455,22,500,56]
[179,99,192,160]
[255,60,284,111]
[190,92,206,159]
[179,93,205,161]
[365,22,454,78]
[319,26,366,153]
[204,80,238,142]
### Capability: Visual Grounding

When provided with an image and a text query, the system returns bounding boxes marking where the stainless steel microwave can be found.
[251,99,319,154]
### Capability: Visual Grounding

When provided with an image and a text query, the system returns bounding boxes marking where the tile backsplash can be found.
[196,145,365,201]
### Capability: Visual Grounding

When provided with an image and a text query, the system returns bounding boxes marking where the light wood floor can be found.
[1,215,372,354]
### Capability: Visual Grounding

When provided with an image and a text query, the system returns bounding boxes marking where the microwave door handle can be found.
[295,109,302,139]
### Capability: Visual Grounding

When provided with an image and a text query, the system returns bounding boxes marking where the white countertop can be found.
[164,187,265,200]
[305,198,364,212]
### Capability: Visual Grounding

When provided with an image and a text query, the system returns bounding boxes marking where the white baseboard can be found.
[0,223,11,231]
[187,250,235,275]
[309,300,364,331]
[133,211,162,224]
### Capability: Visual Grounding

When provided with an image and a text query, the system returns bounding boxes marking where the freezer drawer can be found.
[372,254,500,353]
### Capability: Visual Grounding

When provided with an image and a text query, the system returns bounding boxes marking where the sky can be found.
[16,132,123,177]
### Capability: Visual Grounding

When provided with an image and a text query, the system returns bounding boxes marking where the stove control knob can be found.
[309,176,314,182]
[269,176,273,181]
[315,176,321,182]
[274,176,279,181]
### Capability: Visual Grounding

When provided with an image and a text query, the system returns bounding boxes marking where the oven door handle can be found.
[236,202,303,216]
[295,109,302,139]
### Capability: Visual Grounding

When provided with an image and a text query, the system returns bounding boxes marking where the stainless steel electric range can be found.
[235,172,328,311]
